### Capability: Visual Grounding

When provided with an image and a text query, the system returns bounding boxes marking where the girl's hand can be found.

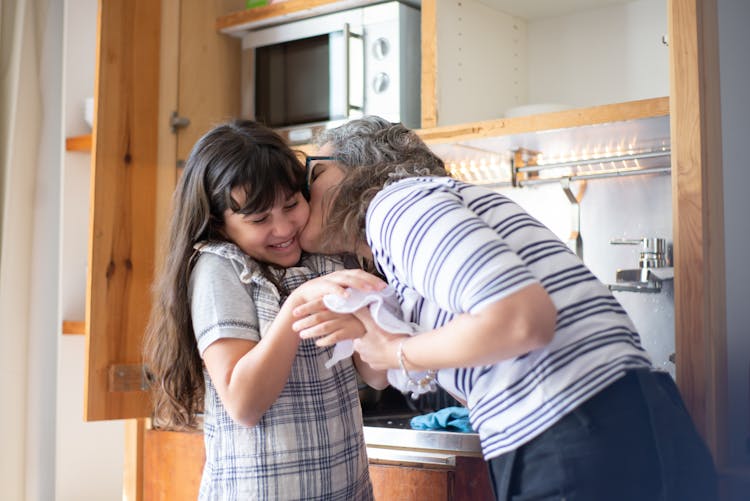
[294,303,366,347]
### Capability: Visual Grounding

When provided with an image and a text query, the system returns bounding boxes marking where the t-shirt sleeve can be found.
[366,180,538,314]
[189,253,260,356]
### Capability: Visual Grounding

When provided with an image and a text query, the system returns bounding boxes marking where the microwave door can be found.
[329,24,364,121]
[344,24,365,119]
[243,10,364,126]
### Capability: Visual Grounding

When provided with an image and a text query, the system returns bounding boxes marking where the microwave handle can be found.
[343,23,363,117]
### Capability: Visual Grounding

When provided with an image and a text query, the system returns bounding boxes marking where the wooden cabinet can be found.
[84,0,729,498]
[369,456,493,501]
[423,0,668,128]
[141,429,493,501]
[143,430,205,500]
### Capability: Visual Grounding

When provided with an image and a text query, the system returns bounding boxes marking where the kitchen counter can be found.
[362,418,493,499]
[362,412,484,468]
[364,426,482,457]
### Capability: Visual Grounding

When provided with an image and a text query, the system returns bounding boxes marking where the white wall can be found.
[25,1,63,499]
[438,0,669,124]
[498,173,675,376]
[56,0,125,499]
[718,0,750,469]
[526,0,669,108]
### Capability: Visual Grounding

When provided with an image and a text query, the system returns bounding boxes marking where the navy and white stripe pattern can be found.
[366,177,651,460]
[190,242,373,500]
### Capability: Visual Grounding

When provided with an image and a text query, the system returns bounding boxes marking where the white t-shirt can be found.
[366,177,652,460]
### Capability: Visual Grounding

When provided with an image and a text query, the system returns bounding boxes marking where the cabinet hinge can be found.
[108,364,150,392]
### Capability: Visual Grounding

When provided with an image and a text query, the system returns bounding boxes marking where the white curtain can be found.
[0,0,52,499]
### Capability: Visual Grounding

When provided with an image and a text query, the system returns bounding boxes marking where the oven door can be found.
[242,9,364,129]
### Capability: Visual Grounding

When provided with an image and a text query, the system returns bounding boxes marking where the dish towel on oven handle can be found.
[322,286,436,397]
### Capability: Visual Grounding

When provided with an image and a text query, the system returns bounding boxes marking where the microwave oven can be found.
[240,1,421,144]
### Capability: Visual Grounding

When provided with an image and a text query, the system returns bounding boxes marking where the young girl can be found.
[143,120,386,500]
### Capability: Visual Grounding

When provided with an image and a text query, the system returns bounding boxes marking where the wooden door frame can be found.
[668,0,727,468]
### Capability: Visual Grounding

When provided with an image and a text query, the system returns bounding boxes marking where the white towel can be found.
[322,286,436,397]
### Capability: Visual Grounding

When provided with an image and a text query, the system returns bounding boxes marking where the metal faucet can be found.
[609,237,673,292]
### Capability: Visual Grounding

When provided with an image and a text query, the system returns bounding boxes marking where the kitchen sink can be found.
[362,413,419,429]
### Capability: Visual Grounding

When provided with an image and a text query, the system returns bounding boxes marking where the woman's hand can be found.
[351,309,407,371]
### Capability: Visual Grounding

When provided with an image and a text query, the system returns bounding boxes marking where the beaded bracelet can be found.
[397,340,438,400]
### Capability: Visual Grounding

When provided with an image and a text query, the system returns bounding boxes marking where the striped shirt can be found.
[366,177,651,460]
[190,241,373,500]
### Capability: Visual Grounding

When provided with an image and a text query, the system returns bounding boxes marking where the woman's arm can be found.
[353,183,557,371]
[203,269,385,427]
[353,283,556,371]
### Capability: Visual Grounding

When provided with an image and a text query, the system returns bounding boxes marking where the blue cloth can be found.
[410,406,474,433]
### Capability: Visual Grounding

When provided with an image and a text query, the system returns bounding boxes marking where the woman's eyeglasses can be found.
[303,156,338,199]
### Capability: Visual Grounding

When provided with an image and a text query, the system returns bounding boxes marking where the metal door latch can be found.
[170,111,190,134]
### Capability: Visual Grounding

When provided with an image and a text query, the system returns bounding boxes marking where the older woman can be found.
[293,116,717,501]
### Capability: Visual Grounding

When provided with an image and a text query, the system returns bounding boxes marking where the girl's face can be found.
[299,143,348,254]
[222,189,310,268]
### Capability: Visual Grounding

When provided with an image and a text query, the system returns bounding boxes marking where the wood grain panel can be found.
[418,97,669,145]
[177,0,242,163]
[217,0,366,33]
[65,134,92,152]
[668,0,727,465]
[154,0,180,270]
[62,320,85,335]
[124,419,146,501]
[143,429,205,501]
[84,0,161,421]
[421,0,438,128]
[369,463,451,500]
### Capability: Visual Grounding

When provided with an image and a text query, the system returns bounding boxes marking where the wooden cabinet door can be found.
[369,463,452,500]
[176,0,243,163]
[84,0,161,421]
[369,456,493,501]
[84,0,242,422]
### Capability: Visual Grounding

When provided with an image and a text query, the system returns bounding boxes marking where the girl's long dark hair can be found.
[143,120,305,429]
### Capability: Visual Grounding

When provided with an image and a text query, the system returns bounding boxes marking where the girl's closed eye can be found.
[246,212,269,224]
[284,198,299,211]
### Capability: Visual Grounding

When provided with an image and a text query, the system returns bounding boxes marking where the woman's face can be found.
[222,188,310,267]
[299,143,347,254]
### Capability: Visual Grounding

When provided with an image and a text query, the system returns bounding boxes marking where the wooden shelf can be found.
[62,320,85,335]
[66,134,92,152]
[417,97,669,146]
[217,0,384,35]
[299,97,669,154]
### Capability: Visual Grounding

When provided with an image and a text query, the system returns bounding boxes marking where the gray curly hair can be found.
[315,116,447,249]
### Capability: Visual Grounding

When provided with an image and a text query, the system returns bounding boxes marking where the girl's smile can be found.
[223,189,310,267]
